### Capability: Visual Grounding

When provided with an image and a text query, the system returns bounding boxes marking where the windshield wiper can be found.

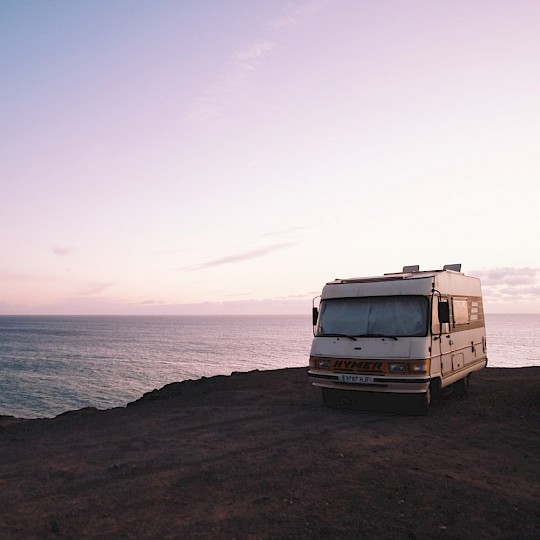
[320,333,358,341]
[360,333,399,341]
[320,333,399,341]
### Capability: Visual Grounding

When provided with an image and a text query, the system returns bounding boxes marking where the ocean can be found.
[0,314,538,419]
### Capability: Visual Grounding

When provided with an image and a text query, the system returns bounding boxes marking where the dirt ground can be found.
[0,367,539,539]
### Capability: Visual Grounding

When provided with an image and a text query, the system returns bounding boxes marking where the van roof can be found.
[327,266,464,285]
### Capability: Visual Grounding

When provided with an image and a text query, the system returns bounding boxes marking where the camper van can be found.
[308,265,487,413]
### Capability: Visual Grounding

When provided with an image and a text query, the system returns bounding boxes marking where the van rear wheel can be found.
[454,377,468,398]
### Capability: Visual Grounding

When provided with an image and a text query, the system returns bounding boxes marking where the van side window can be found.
[452,298,469,326]
[470,301,480,321]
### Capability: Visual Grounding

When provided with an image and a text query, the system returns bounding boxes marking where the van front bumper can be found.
[308,370,431,394]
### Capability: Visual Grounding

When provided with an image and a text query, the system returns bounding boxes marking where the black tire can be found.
[454,377,468,398]
[407,391,431,416]
[430,378,442,406]
[418,386,431,416]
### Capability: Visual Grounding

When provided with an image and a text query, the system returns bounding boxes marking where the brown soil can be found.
[0,367,539,539]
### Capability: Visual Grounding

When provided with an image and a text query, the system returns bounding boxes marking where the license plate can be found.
[338,374,374,384]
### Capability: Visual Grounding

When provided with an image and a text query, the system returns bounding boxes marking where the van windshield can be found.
[316,296,429,338]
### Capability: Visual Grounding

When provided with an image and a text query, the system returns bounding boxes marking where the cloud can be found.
[53,245,74,256]
[258,226,304,239]
[471,267,540,304]
[184,242,296,271]
[0,296,311,316]
[133,297,311,315]
[471,267,539,286]
[0,268,40,281]
[285,292,319,299]
[185,1,332,126]
[234,40,275,71]
[272,0,332,29]
[78,281,115,296]
[499,285,540,297]
[185,39,275,125]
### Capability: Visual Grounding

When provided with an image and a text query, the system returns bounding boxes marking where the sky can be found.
[1,0,539,315]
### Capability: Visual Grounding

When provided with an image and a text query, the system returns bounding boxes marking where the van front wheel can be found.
[430,378,442,406]
[454,377,468,398]
[420,386,431,416]
[414,386,431,416]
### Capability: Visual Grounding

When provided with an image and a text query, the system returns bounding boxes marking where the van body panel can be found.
[311,336,413,359]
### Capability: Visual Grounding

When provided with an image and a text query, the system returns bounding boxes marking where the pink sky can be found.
[1,1,539,314]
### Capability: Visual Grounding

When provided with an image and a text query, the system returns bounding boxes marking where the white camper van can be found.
[308,265,487,412]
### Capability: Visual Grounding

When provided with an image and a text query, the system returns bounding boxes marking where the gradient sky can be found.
[1,0,539,315]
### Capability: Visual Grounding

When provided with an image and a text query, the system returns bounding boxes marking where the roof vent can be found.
[403,265,420,273]
[443,264,462,272]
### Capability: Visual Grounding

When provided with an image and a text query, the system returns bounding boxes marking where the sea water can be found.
[0,314,538,418]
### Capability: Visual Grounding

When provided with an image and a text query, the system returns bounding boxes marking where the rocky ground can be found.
[0,366,539,539]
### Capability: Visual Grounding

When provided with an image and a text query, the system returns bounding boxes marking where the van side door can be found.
[432,297,452,376]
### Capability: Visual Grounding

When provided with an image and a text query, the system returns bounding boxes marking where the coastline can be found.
[1,366,539,538]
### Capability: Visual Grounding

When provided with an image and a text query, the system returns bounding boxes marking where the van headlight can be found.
[309,357,330,370]
[410,360,430,374]
[389,363,406,373]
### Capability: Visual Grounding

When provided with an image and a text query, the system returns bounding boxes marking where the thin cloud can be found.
[285,292,318,299]
[185,1,332,126]
[258,226,304,239]
[185,242,296,271]
[132,297,310,315]
[78,281,115,296]
[185,39,275,124]
[234,40,275,71]
[272,0,333,29]
[53,245,74,257]
[500,285,540,296]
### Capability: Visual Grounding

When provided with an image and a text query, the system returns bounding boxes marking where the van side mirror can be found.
[312,307,319,326]
[438,301,450,324]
